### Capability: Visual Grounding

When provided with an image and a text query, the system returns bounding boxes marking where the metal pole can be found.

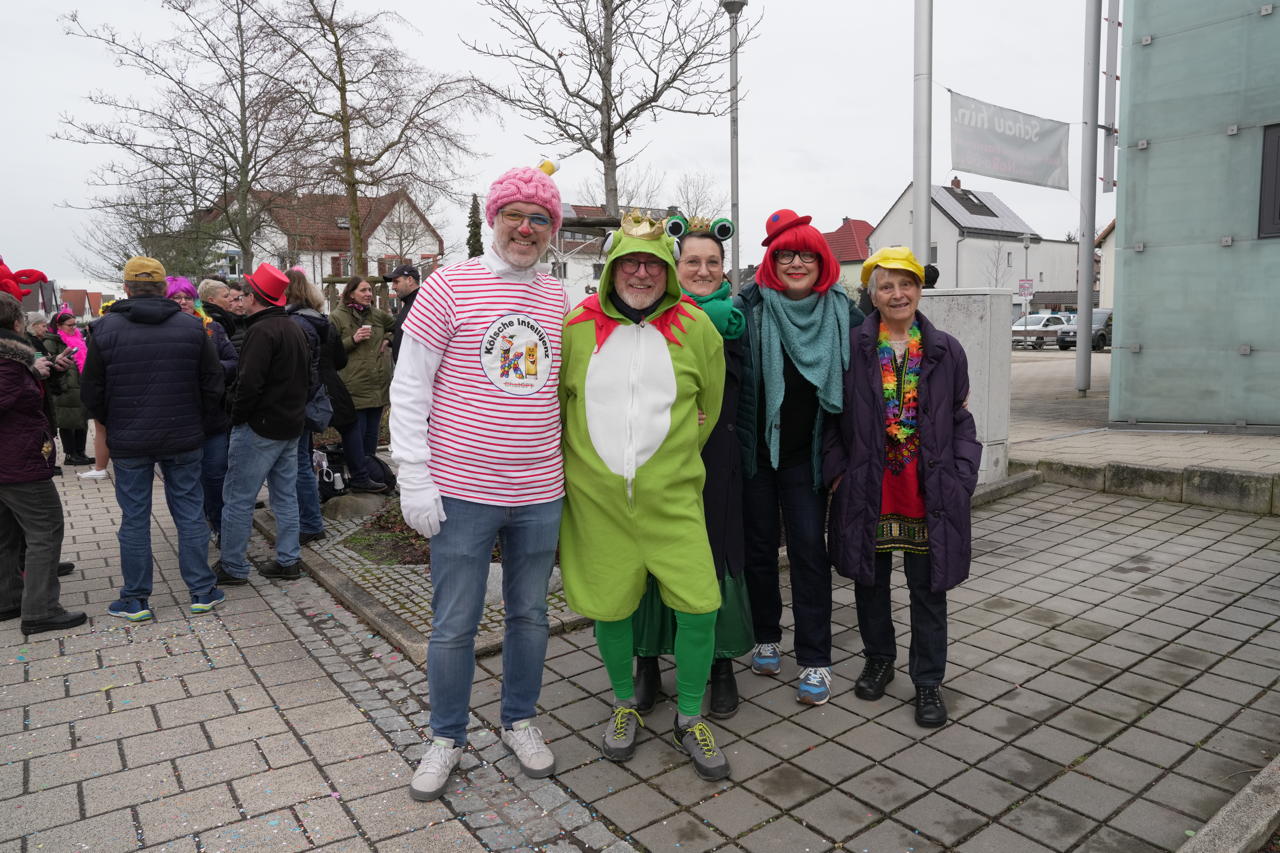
[912,0,933,265]
[722,2,745,290]
[1076,0,1102,396]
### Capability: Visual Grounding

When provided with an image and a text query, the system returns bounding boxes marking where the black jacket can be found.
[205,303,246,354]
[80,296,223,458]
[231,306,310,440]
[391,287,418,362]
[701,336,745,580]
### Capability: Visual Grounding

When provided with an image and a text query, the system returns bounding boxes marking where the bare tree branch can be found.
[467,0,758,216]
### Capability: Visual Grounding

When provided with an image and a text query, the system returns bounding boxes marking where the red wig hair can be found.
[755,221,840,293]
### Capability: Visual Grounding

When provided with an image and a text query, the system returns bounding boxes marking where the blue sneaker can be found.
[750,642,782,676]
[190,589,226,615]
[796,666,832,706]
[108,598,153,622]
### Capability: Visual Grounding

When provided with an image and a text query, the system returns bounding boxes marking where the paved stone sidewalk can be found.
[4,469,1279,851]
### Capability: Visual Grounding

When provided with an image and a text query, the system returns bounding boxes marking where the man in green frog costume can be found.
[559,211,729,780]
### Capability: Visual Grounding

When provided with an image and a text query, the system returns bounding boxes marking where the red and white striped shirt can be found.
[400,255,568,505]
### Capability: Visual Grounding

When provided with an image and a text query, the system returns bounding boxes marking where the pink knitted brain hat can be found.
[485,167,562,233]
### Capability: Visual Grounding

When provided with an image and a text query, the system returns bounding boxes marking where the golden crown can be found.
[620,209,666,241]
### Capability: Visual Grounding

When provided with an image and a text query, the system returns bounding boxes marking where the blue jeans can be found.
[339,406,383,482]
[201,431,229,534]
[295,432,323,536]
[219,424,300,578]
[113,448,216,600]
[427,496,563,744]
[743,461,832,668]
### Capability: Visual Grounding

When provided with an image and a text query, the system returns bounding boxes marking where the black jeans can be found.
[60,428,87,457]
[0,480,66,620]
[855,550,948,686]
[743,462,832,668]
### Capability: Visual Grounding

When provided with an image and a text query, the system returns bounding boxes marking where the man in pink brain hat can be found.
[391,163,570,802]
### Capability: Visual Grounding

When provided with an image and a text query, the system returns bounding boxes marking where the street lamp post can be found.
[1021,232,1031,317]
[721,0,746,291]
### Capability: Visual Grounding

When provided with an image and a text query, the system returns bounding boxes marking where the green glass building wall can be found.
[1112,0,1280,427]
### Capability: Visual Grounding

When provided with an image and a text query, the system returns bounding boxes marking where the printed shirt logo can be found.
[480,313,554,396]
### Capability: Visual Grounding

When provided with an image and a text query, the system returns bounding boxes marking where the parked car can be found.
[1012,314,1066,349]
[1058,309,1113,351]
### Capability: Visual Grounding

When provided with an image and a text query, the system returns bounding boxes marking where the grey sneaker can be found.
[601,706,644,762]
[409,737,462,801]
[671,719,730,781]
[502,719,556,778]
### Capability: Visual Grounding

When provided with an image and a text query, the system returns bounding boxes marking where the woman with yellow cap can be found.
[823,246,982,727]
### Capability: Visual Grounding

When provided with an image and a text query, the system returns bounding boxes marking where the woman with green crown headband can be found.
[630,220,753,719]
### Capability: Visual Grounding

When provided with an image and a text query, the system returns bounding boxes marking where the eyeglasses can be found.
[773,250,819,265]
[679,257,723,270]
[616,257,667,276]
[499,208,553,232]
[172,295,195,302]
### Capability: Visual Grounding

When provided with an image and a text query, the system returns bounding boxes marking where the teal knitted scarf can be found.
[683,281,744,340]
[757,285,850,469]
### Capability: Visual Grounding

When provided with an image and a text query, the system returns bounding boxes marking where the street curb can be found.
[251,510,592,665]
[1177,751,1280,853]
[252,510,429,666]
[973,470,1043,508]
[1009,457,1279,515]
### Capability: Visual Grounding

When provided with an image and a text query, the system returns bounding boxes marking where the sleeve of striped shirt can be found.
[389,334,443,468]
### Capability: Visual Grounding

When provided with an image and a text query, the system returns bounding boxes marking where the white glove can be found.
[397,462,446,538]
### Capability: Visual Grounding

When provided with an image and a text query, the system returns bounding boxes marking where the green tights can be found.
[595,610,717,719]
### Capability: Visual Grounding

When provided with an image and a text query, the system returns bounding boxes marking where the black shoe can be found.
[914,685,948,728]
[260,562,302,581]
[0,607,20,622]
[213,563,249,586]
[299,530,327,545]
[854,657,896,701]
[634,656,659,713]
[22,610,88,635]
[63,454,90,466]
[51,466,63,476]
[707,658,740,719]
[57,562,75,577]
[348,478,387,494]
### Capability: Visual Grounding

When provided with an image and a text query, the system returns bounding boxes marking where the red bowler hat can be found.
[760,209,813,246]
[244,263,290,307]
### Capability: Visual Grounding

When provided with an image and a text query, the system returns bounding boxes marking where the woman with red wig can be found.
[733,209,864,706]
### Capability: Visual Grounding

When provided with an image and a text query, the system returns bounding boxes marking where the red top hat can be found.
[244,263,289,307]
[760,209,813,246]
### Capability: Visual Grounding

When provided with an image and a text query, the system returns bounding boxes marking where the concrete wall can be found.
[920,288,1012,485]
[1112,0,1280,427]
[1098,233,1116,311]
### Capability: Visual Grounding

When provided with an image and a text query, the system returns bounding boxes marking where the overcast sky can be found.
[2,0,1117,288]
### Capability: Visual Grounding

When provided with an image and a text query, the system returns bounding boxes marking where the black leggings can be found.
[60,428,87,457]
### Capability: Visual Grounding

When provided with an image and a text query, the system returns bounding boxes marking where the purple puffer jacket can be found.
[822,311,982,593]
[0,331,57,484]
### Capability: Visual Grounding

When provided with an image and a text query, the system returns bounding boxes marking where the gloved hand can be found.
[397,462,446,538]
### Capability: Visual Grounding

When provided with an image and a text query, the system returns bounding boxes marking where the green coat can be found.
[330,304,394,410]
[41,333,88,430]
[559,230,726,621]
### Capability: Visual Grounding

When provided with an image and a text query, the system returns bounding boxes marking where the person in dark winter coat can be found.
[199,279,247,354]
[284,269,337,545]
[823,246,981,729]
[168,277,238,541]
[631,229,753,720]
[0,293,87,635]
[80,256,226,622]
[388,263,420,362]
[734,209,865,708]
[42,311,92,465]
[217,263,311,587]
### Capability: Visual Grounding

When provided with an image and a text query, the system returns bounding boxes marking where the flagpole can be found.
[1076,0,1102,396]
[912,0,933,267]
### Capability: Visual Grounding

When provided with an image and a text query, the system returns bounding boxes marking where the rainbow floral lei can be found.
[878,322,923,473]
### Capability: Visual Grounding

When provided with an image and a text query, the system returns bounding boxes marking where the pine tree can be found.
[467,193,484,258]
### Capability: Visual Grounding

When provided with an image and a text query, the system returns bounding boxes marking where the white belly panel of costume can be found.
[584,323,676,482]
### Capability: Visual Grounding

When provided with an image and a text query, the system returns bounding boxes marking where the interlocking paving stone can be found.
[1000,795,1096,852]
[957,823,1056,853]
[692,785,779,838]
[977,745,1064,791]
[0,784,80,840]
[1074,825,1168,853]
[840,766,927,812]
[1109,798,1202,852]
[846,818,942,853]
[27,740,122,788]
[84,763,180,816]
[738,815,829,852]
[593,781,679,833]
[24,808,138,853]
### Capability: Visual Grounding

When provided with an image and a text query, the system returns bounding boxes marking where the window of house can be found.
[593,263,605,279]
[1039,272,1044,282]
[928,243,938,264]
[1007,252,1013,267]
[1260,124,1280,238]
[551,261,567,279]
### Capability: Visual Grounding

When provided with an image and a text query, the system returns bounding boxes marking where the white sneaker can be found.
[502,719,556,778]
[77,468,108,480]
[409,737,462,801]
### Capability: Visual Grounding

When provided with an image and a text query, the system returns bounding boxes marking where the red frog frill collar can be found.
[569,293,701,353]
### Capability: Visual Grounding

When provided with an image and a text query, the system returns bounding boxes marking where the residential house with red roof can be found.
[205,188,444,284]
[821,217,875,290]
